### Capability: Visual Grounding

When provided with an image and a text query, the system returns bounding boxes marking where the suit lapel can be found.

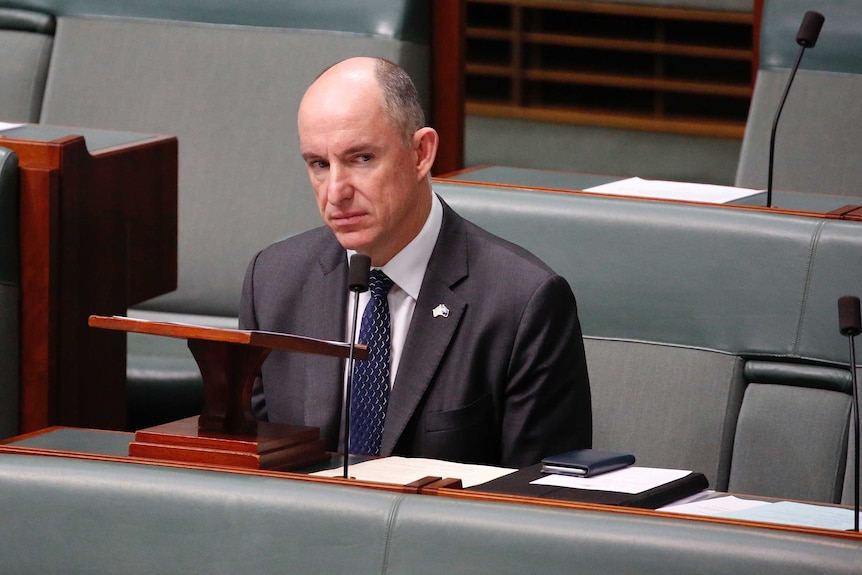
[303,237,349,438]
[380,203,469,454]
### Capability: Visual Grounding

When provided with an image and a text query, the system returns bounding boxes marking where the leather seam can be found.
[794,222,823,356]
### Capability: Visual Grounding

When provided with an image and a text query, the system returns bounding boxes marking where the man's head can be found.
[298,57,438,267]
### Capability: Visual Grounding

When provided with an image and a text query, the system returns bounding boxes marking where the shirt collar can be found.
[347,193,443,300]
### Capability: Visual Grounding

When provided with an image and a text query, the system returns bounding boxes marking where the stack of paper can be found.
[311,456,516,488]
[585,177,763,204]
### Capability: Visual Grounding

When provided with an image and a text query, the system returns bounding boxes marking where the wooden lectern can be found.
[0,125,177,433]
[89,315,368,471]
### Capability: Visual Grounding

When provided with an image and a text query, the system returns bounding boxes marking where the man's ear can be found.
[413,127,439,180]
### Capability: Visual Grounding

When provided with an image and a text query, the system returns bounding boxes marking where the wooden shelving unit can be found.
[464,0,754,138]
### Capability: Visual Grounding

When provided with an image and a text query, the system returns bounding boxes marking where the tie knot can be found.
[369,270,394,298]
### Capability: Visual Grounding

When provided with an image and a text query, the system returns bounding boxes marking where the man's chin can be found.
[331,229,370,254]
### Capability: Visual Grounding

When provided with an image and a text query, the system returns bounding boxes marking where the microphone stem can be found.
[343,290,363,479]
[850,336,860,531]
[767,44,806,208]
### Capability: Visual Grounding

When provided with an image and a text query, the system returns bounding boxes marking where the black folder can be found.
[468,463,709,509]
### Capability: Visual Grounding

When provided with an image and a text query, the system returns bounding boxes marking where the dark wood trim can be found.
[427,486,862,542]
[753,0,763,82]
[431,0,466,175]
[4,131,178,433]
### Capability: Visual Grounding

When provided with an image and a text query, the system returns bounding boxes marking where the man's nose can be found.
[326,164,353,204]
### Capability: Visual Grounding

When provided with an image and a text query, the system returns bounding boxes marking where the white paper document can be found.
[0,122,23,133]
[717,501,862,531]
[584,177,763,204]
[310,456,517,488]
[530,466,691,494]
[659,494,770,515]
[660,496,862,531]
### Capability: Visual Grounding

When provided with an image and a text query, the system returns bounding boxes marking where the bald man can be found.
[239,57,591,467]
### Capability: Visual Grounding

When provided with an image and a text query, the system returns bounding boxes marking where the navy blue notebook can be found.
[541,448,636,478]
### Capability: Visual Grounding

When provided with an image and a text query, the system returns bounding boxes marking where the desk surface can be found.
[442,165,862,214]
[445,165,619,191]
[0,124,161,152]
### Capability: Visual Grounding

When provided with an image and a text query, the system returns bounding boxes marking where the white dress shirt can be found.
[346,193,443,386]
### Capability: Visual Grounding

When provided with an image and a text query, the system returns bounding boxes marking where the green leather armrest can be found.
[0,0,428,43]
[0,7,54,33]
[0,147,19,286]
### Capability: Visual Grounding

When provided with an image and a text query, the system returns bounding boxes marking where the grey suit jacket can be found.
[239,199,591,467]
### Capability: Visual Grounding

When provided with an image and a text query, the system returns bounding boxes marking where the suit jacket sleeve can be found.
[500,272,592,467]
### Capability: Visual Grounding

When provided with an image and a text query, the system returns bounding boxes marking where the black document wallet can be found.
[541,448,635,478]
[470,464,709,509]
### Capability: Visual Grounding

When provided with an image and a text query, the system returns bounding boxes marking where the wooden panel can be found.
[465,0,755,136]
[3,131,178,432]
[431,0,466,174]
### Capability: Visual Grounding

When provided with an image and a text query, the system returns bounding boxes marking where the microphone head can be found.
[796,11,825,48]
[348,254,371,293]
[838,295,862,337]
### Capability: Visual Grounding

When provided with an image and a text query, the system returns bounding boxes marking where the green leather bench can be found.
[0,453,859,575]
[0,146,18,440]
[435,180,861,505]
[2,0,858,509]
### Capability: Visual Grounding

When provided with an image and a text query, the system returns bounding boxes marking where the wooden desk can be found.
[438,165,862,217]
[0,125,178,432]
[0,426,438,495]
[2,426,860,543]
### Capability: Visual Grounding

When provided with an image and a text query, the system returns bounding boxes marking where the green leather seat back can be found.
[0,8,54,122]
[0,0,429,43]
[435,180,848,360]
[730,361,853,504]
[842,410,860,506]
[736,1,862,198]
[2,453,861,575]
[389,493,862,575]
[0,454,402,574]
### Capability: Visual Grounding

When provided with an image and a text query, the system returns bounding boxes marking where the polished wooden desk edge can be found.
[1,427,860,542]
[88,315,368,360]
[430,175,862,222]
[0,427,430,495]
[426,486,862,542]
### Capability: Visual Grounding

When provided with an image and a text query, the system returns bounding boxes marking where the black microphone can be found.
[796,10,825,48]
[343,253,370,479]
[766,11,824,208]
[838,295,861,531]
[839,295,861,337]
[348,254,371,293]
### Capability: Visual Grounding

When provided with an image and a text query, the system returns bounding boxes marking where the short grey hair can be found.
[374,58,425,146]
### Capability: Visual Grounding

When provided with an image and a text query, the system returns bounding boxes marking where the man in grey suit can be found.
[240,57,591,468]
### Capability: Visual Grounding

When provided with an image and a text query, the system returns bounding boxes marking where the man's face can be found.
[298,71,426,267]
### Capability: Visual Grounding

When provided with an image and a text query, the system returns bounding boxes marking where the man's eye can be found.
[310,160,328,169]
[356,155,372,163]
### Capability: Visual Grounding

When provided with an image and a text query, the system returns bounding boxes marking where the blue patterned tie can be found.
[349,270,394,455]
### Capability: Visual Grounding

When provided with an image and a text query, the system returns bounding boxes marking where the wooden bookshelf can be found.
[464,0,754,137]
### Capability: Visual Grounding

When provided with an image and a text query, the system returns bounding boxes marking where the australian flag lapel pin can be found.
[432,303,450,318]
